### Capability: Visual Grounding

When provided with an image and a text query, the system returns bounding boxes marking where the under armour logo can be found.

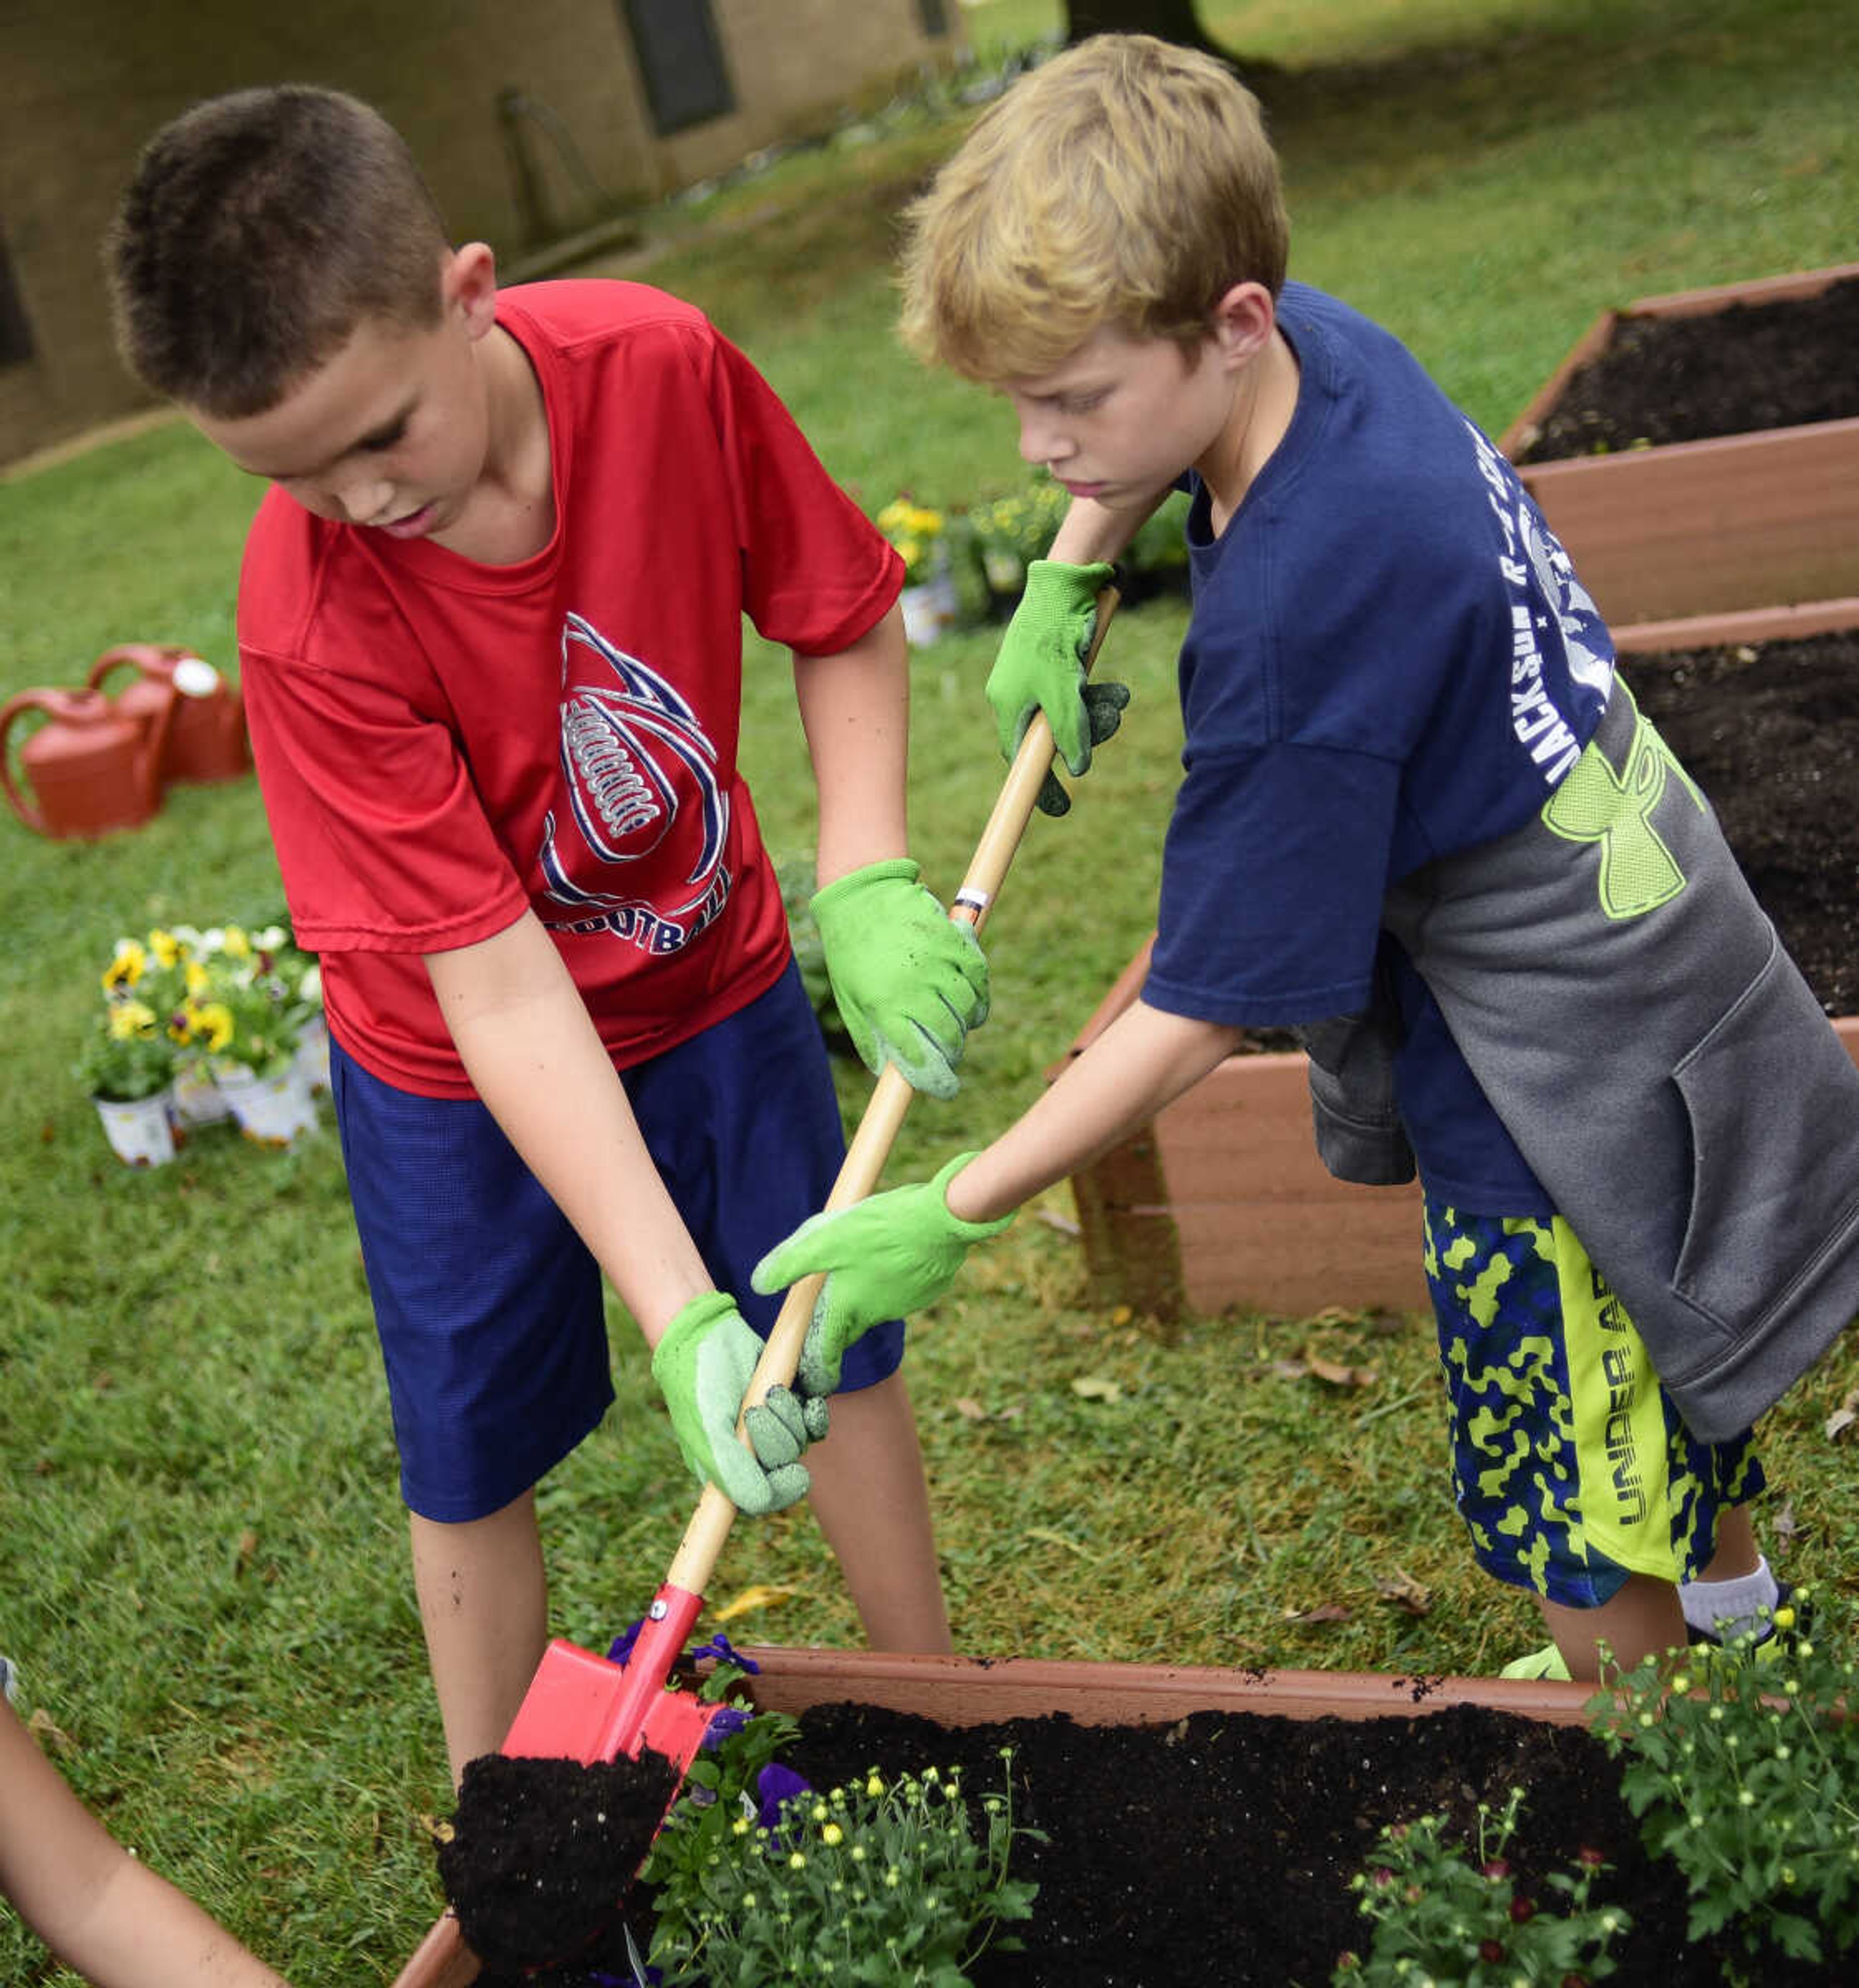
[1541,694,1705,919]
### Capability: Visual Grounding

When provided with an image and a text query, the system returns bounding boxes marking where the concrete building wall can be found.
[0,0,959,467]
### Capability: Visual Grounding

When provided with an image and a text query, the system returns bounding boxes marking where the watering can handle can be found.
[664,586,1121,1595]
[85,645,183,794]
[85,641,188,695]
[0,688,53,834]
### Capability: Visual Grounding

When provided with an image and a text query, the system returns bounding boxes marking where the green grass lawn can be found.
[4,0,1858,1978]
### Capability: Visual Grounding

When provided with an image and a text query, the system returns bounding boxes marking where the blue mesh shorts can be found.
[1423,1199,1763,1608]
[331,961,903,1522]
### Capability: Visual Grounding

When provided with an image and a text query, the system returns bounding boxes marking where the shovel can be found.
[404,586,1118,1986]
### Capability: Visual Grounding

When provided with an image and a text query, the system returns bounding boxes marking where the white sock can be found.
[1679,1555,1779,1642]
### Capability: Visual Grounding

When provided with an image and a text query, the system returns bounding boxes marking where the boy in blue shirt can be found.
[753,34,1859,1683]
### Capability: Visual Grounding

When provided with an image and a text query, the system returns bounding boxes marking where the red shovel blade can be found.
[500,1582,717,1772]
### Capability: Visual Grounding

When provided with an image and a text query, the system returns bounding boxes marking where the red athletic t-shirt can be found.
[237,282,901,1096]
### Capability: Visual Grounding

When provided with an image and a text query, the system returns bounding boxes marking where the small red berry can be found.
[1479,1938,1505,1962]
[1480,1857,1511,1881]
[1509,1895,1537,1924]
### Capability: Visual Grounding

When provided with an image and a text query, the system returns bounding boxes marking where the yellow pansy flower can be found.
[103,940,146,993]
[108,1000,158,1040]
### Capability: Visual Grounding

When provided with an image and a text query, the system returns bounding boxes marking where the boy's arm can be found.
[990,487,1172,814]
[794,601,990,1101]
[425,913,825,1510]
[754,999,1240,1389]
[426,911,712,1342]
[0,1699,291,1988]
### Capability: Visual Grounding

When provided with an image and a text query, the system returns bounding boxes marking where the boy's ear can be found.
[441,242,500,340]
[1208,283,1276,369]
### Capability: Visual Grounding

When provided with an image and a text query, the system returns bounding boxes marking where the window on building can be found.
[619,0,735,135]
[0,228,34,368]
[917,0,951,34]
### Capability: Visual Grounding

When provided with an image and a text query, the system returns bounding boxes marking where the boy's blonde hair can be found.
[899,35,1288,381]
[107,86,451,418]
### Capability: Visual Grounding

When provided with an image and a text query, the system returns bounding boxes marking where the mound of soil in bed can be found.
[1514,272,1859,462]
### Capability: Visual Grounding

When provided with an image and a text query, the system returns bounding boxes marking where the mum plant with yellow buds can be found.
[1591,1589,1859,1965]
[640,1697,1039,1987]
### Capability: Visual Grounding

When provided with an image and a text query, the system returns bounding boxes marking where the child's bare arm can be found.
[792,598,912,886]
[792,601,990,1100]
[0,1700,290,1988]
[947,999,1242,1220]
[752,1001,1241,1370]
[425,910,713,1342]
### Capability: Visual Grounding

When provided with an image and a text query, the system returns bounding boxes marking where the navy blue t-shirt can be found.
[1144,283,1617,1212]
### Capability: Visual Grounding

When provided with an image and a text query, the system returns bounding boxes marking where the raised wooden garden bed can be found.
[393,1636,1857,1984]
[1497,261,1859,637]
[1063,603,1859,1323]
[391,1646,1593,1988]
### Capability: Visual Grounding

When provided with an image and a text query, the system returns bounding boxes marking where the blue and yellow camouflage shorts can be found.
[1423,1199,1763,1609]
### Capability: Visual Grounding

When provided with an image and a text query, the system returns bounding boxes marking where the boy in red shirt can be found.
[107,85,984,1778]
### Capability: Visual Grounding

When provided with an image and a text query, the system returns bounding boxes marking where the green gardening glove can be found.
[750,1153,1015,1396]
[651,1291,831,1514]
[987,559,1129,817]
[810,859,989,1101]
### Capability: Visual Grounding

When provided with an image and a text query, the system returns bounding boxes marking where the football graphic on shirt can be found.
[536,612,729,926]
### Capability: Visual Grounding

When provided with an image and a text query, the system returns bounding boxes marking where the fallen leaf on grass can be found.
[952,1397,1022,1424]
[1825,1387,1859,1442]
[711,1583,795,1624]
[1303,1350,1378,1388]
[1375,1569,1432,1616]
[1070,1374,1123,1402]
[1284,1602,1353,1625]
[28,1711,74,1753]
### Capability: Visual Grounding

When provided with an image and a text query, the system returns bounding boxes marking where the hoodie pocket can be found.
[1672,928,1859,1329]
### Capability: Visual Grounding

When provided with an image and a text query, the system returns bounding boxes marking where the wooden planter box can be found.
[1496,261,1859,638]
[390,1646,1590,1988]
[1063,603,1859,1323]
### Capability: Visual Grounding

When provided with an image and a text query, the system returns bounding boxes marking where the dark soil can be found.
[1623,630,1859,1018]
[1513,272,1859,462]
[439,1750,681,1974]
[449,1695,1842,1986]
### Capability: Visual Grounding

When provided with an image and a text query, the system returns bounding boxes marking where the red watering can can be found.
[86,642,250,787]
[0,679,177,839]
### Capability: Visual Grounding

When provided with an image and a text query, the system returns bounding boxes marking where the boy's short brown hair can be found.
[899,34,1288,381]
[106,85,452,418]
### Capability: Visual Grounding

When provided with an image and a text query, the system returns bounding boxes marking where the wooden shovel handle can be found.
[664,586,1120,1594]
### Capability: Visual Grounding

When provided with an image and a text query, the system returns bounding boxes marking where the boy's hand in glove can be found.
[651,1291,831,1513]
[810,859,989,1099]
[987,559,1128,816]
[751,1153,1014,1396]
